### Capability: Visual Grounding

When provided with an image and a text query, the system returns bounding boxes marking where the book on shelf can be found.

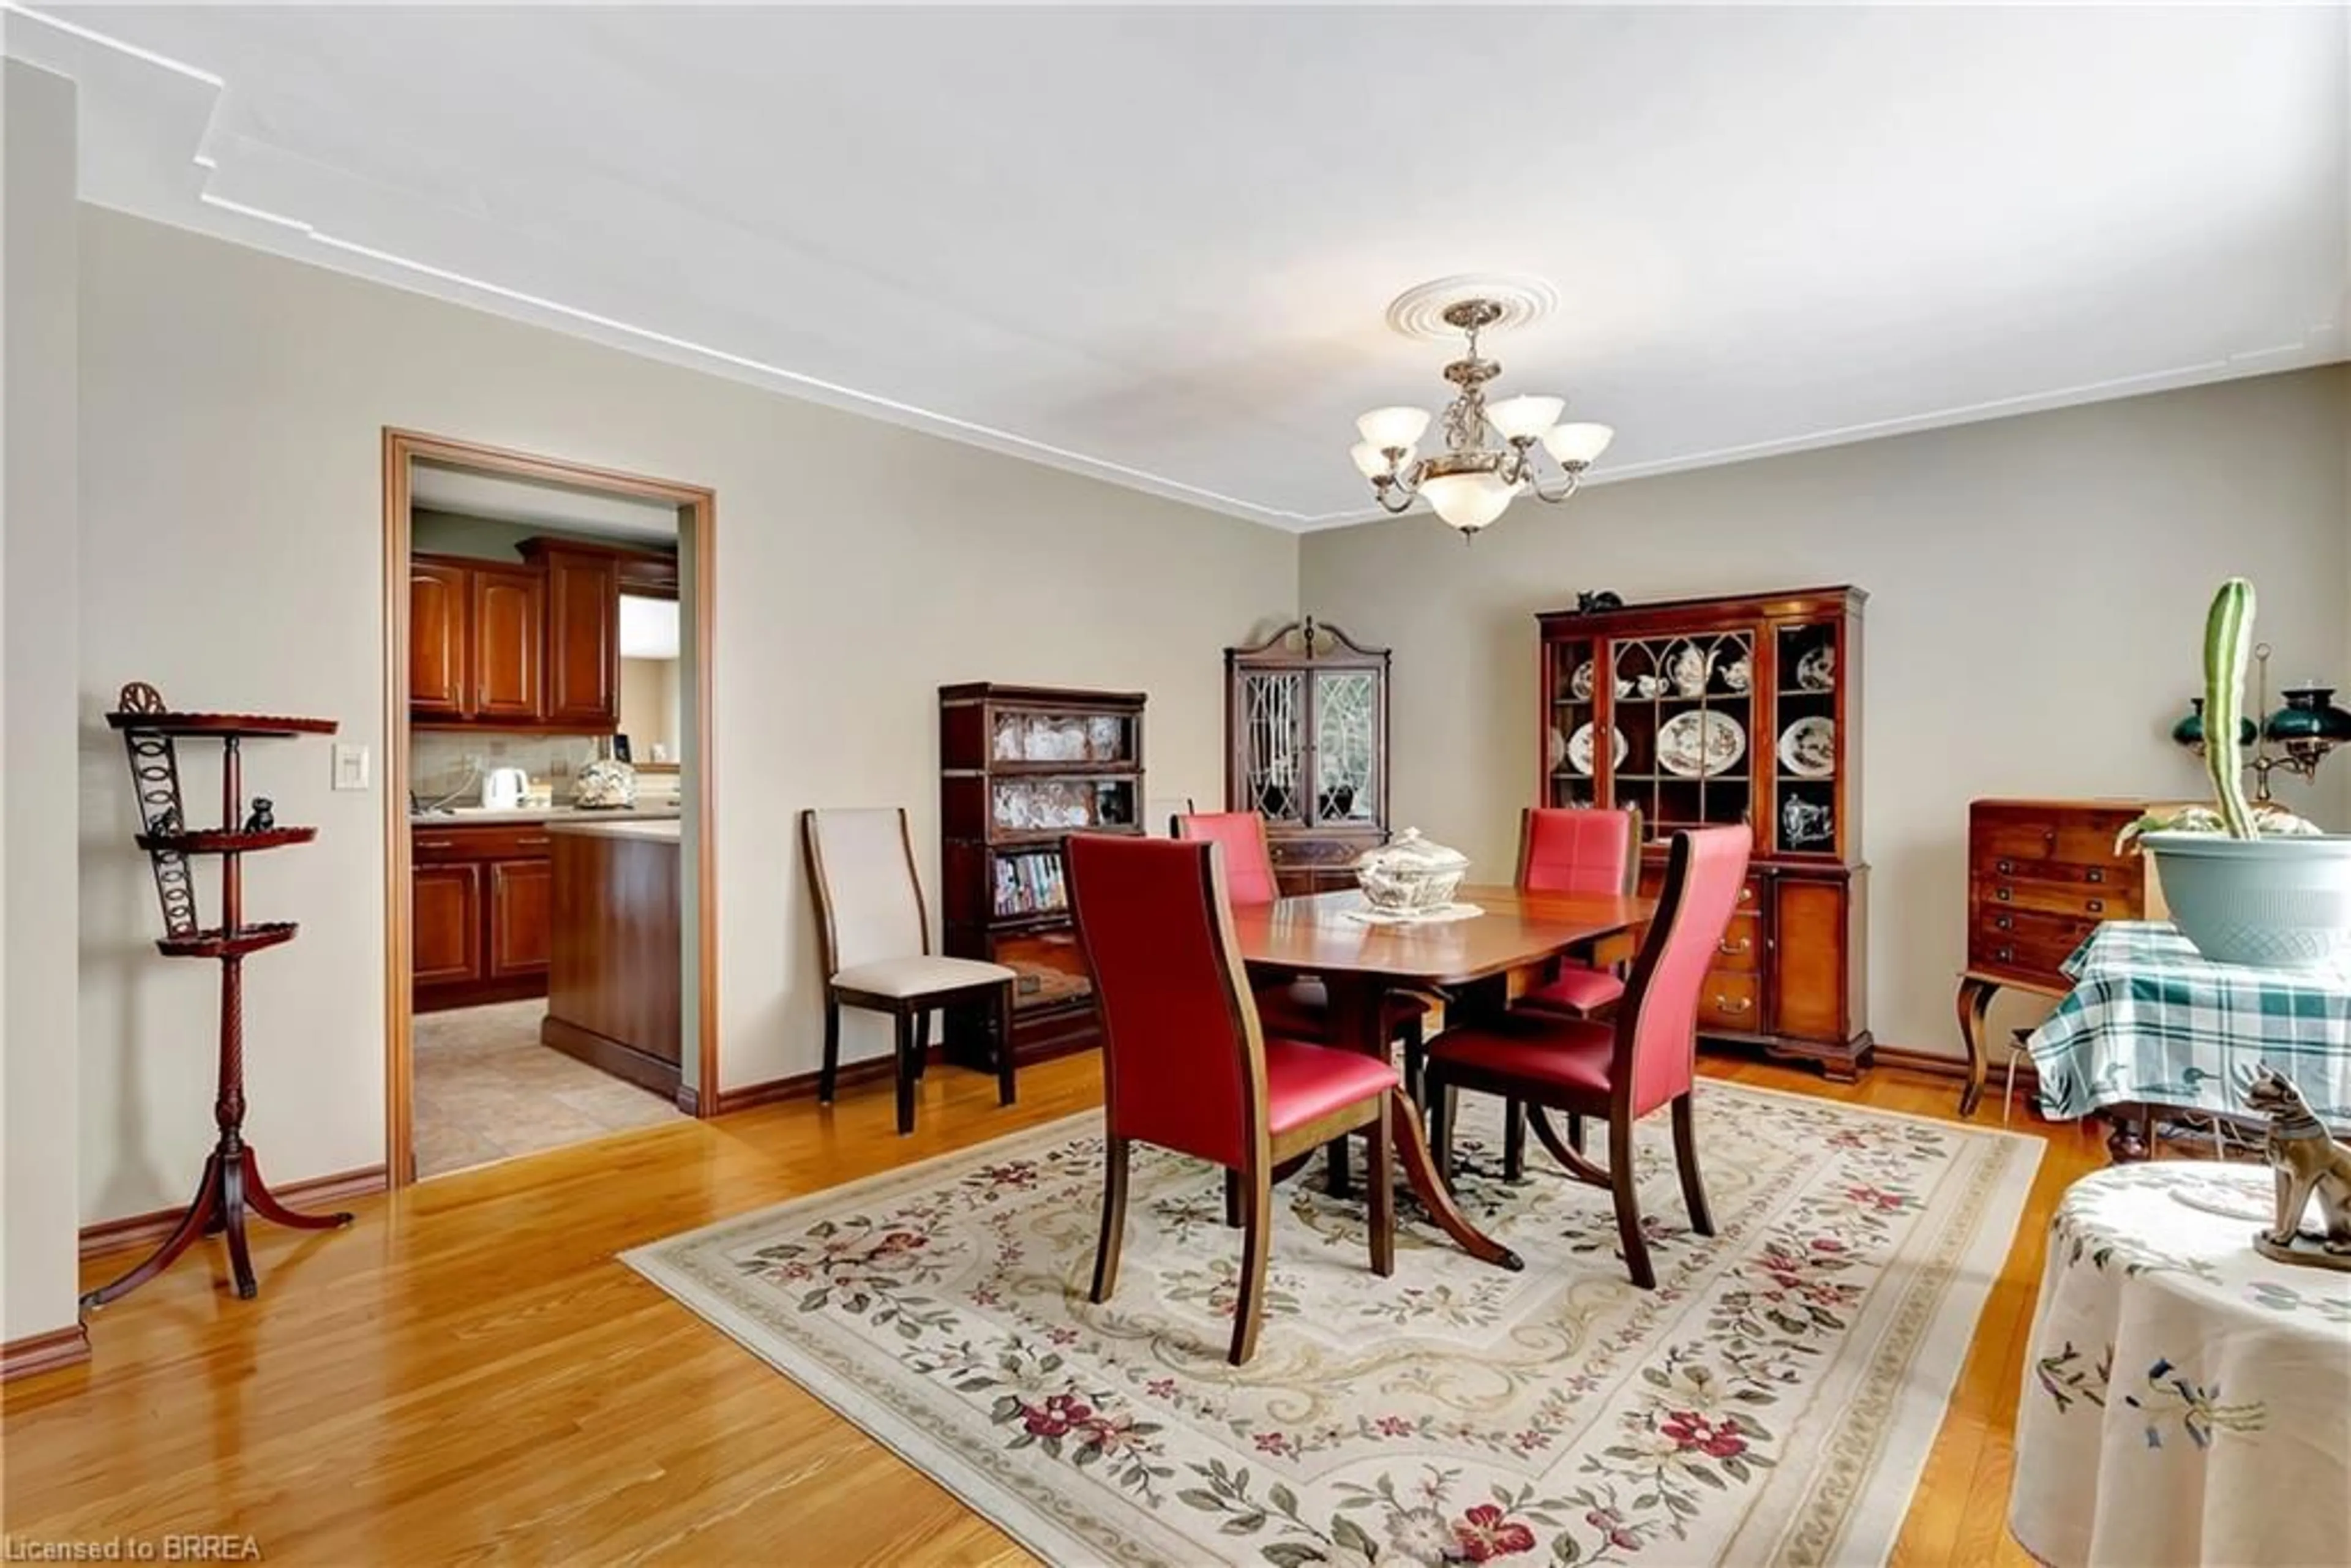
[993,848,1070,918]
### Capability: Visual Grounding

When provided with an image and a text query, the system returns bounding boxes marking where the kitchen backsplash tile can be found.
[411,732,607,808]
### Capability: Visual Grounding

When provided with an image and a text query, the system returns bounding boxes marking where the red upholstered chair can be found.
[1172,811,1434,1201]
[1065,833,1400,1364]
[1515,806,1643,1015]
[1424,825,1750,1289]
[1171,811,1325,1039]
[1495,807,1643,1177]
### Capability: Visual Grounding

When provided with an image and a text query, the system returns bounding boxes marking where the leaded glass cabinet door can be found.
[1237,667,1307,823]
[1226,620,1391,893]
[1310,667,1381,827]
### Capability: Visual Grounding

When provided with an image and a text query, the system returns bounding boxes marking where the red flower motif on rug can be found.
[1453,1502,1537,1560]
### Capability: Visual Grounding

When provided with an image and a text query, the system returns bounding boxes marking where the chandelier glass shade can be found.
[1352,297,1612,537]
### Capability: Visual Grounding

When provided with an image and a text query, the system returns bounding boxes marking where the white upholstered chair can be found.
[800,808,1018,1134]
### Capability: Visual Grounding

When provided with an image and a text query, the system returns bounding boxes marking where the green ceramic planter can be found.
[2142,831,2351,967]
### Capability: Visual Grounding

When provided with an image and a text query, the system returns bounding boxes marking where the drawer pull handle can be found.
[1997,945,2014,964]
[1995,914,2012,931]
[1739,886,1754,904]
[416,839,455,850]
[517,836,551,847]
[2085,898,2104,914]
[1712,992,1753,1016]
[2085,868,2105,884]
[1997,858,2014,874]
[1995,887,2012,902]
[2042,830,2057,844]
[1717,935,1752,956]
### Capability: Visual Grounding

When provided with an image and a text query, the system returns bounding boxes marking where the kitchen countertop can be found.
[546,817,682,842]
[408,807,681,827]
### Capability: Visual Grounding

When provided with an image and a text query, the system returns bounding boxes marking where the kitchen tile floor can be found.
[412,999,684,1178]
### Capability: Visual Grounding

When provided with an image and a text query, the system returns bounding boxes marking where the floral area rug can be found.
[624,1082,2039,1567]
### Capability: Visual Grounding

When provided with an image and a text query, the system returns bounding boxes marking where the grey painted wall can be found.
[1300,366,2351,1062]
[75,207,1299,1223]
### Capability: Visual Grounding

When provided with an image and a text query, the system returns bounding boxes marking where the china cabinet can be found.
[939,683,1146,1065]
[1225,620,1391,894]
[1537,586,1871,1078]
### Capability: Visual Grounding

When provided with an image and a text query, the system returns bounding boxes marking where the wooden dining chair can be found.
[1065,832,1400,1364]
[800,808,1018,1136]
[1424,825,1750,1289]
[1494,806,1643,1177]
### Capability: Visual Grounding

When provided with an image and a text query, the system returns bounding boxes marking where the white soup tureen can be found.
[1354,828,1469,914]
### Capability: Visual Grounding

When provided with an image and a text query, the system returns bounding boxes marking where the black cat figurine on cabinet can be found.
[1575,590,1624,613]
[242,797,276,833]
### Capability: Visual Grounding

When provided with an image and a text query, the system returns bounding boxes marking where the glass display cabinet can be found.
[939,683,1146,1065]
[1225,620,1391,894]
[1538,587,1871,1080]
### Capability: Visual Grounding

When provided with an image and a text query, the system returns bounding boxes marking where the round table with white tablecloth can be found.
[2009,1163,2351,1567]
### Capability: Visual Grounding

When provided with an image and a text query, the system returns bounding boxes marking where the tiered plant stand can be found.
[83,683,349,1310]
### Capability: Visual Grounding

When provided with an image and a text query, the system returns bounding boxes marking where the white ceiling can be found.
[411,461,680,543]
[11,4,2347,532]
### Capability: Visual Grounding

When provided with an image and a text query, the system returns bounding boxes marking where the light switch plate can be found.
[332,743,370,791]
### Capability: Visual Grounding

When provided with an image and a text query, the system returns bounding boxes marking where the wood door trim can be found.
[384,429,721,1189]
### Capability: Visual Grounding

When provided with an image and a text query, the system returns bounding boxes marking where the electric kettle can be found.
[480,767,530,811]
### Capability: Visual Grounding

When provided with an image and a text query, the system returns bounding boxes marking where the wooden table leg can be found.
[1327,976,1522,1272]
[1955,974,1997,1118]
[2106,1103,2153,1163]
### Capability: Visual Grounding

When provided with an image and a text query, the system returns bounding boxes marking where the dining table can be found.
[1225,882,1653,1272]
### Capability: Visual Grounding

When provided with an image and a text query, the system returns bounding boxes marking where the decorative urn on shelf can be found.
[1354,828,1469,914]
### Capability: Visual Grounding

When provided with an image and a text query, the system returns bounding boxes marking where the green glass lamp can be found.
[2170,644,2350,802]
[2170,697,2256,750]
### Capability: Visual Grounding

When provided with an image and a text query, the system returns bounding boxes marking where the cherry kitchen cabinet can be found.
[409,542,648,732]
[408,560,472,719]
[528,542,621,730]
[469,565,546,724]
[413,823,555,1010]
[411,863,484,989]
[486,857,553,981]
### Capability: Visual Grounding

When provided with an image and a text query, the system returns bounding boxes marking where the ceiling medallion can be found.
[1352,275,1613,539]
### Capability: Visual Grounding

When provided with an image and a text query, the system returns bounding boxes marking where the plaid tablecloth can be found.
[2029,921,2351,1123]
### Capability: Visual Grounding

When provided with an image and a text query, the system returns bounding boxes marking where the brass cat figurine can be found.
[2242,1062,2351,1268]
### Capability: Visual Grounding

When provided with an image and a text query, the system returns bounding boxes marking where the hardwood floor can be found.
[2,1052,2103,1565]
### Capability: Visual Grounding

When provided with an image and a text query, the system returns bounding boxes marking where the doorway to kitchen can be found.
[383,431,717,1184]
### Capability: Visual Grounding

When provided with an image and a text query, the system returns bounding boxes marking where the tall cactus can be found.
[2203,577,2257,839]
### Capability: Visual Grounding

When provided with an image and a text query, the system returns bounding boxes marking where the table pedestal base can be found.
[81,1140,353,1310]
[1321,977,1523,1273]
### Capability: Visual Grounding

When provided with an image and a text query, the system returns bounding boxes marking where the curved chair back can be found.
[1172,811,1282,906]
[801,808,929,976]
[1065,833,1264,1169]
[1614,826,1749,1117]
[1518,806,1643,898]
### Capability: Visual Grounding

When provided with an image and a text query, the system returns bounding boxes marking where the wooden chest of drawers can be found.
[1955,797,2150,1114]
[1966,800,2147,989]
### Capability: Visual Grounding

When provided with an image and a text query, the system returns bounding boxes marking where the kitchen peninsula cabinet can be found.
[542,819,682,1100]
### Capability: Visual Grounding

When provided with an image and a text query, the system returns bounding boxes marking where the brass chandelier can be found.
[1351,291,1613,538]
